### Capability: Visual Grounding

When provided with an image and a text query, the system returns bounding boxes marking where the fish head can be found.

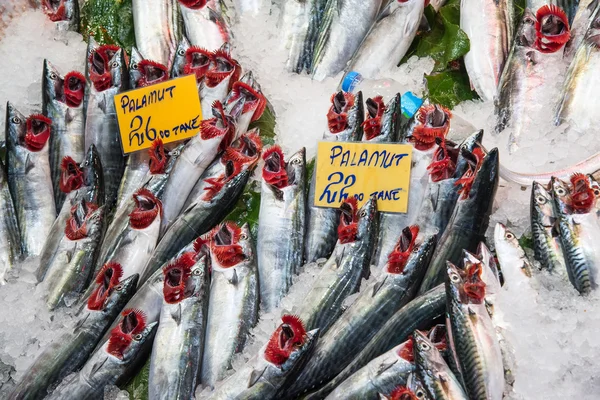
[426,324,447,351]
[427,139,456,182]
[205,42,241,89]
[453,129,483,178]
[148,139,169,174]
[356,195,378,244]
[386,225,420,273]
[476,241,501,284]
[128,47,144,88]
[264,315,318,371]
[384,385,420,400]
[516,9,538,47]
[262,145,287,188]
[42,60,64,105]
[87,44,122,91]
[550,176,572,214]
[184,46,213,83]
[162,252,198,303]
[227,78,267,123]
[107,309,156,361]
[570,172,596,213]
[531,181,555,224]
[200,101,235,148]
[64,199,101,240]
[535,5,570,53]
[445,261,487,305]
[42,0,77,22]
[395,336,415,363]
[187,254,210,296]
[87,262,137,311]
[406,373,430,400]
[458,147,498,202]
[463,249,500,296]
[409,104,451,151]
[413,329,446,375]
[584,10,600,46]
[494,223,533,278]
[178,0,208,9]
[209,222,246,268]
[59,156,84,193]
[227,128,263,165]
[21,114,52,152]
[326,91,359,137]
[63,71,85,107]
[338,197,360,244]
[137,59,169,88]
[170,37,191,78]
[362,96,386,141]
[5,103,27,151]
[129,188,162,230]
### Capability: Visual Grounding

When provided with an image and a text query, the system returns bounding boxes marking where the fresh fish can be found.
[199,43,241,117]
[311,285,446,399]
[556,6,600,130]
[159,101,230,235]
[563,0,598,60]
[46,310,158,400]
[494,223,534,285]
[298,196,378,333]
[311,0,383,80]
[283,228,436,398]
[461,0,513,101]
[42,0,80,31]
[361,94,401,143]
[37,146,104,282]
[182,46,213,86]
[347,0,424,79]
[413,329,468,400]
[305,91,364,264]
[141,133,260,282]
[6,105,56,257]
[132,0,181,66]
[0,157,20,284]
[42,60,85,212]
[179,0,231,51]
[495,6,570,154]
[206,315,319,399]
[8,272,138,400]
[323,340,414,400]
[149,254,210,400]
[84,41,127,208]
[280,0,313,73]
[41,200,105,310]
[530,181,567,274]
[200,223,259,387]
[224,71,267,139]
[419,147,499,293]
[170,37,191,78]
[257,146,306,312]
[445,262,504,400]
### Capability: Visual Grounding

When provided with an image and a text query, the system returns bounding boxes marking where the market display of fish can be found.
[132,0,181,66]
[179,0,230,51]
[223,71,267,139]
[197,43,241,116]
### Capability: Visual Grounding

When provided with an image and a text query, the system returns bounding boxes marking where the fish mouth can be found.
[63,71,85,107]
[65,201,98,240]
[162,252,197,303]
[362,96,385,140]
[89,45,121,91]
[42,0,66,21]
[462,261,486,303]
[386,225,419,274]
[204,49,239,88]
[410,105,451,151]
[455,146,485,199]
[59,156,84,193]
[388,386,419,400]
[184,47,213,82]
[230,82,266,122]
[570,173,595,213]
[202,159,240,201]
[210,222,245,267]
[228,131,263,164]
[148,139,168,174]
[327,91,354,134]
[137,60,168,87]
[107,309,147,359]
[262,145,289,188]
[396,337,414,362]
[264,315,307,366]
[200,101,234,143]
[87,262,123,310]
[178,0,207,9]
[535,5,571,52]
[129,189,161,230]
[24,114,52,152]
[427,140,456,182]
[338,198,359,244]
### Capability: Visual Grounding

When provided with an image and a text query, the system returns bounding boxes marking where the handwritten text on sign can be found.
[315,142,413,213]
[114,75,202,154]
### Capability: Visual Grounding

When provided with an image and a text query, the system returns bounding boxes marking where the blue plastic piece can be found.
[401,92,423,118]
[341,71,362,92]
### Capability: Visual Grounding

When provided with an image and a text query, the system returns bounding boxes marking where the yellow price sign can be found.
[314,142,413,213]
[114,75,202,154]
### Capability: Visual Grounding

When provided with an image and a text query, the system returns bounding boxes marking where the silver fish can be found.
[563,0,598,60]
[132,0,182,66]
[179,0,231,51]
[494,223,535,285]
[348,0,424,79]
[200,223,259,387]
[311,0,383,81]
[46,310,158,400]
[199,43,241,116]
[257,147,306,312]
[0,157,20,284]
[42,0,80,31]
[6,104,56,257]
[149,254,210,399]
[224,71,267,140]
[170,36,191,78]
[361,94,401,143]
[42,60,85,212]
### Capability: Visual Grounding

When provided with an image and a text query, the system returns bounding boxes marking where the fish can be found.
[563,0,598,60]
[159,101,230,235]
[283,228,436,398]
[42,60,85,213]
[298,196,378,333]
[37,146,104,282]
[6,105,56,257]
[347,0,425,79]
[148,254,210,400]
[495,6,570,154]
[323,340,415,400]
[41,0,80,31]
[45,309,158,400]
[199,43,241,117]
[141,132,260,283]
[556,6,600,130]
[41,199,105,310]
[445,262,504,400]
[530,181,568,275]
[310,285,446,399]
[132,0,181,66]
[206,315,319,399]
[170,37,191,78]
[0,157,20,284]
[8,272,138,400]
[200,223,259,387]
[419,147,499,293]
[224,71,267,140]
[279,0,313,73]
[311,0,383,81]
[461,0,513,101]
[494,223,535,284]
[413,329,468,400]
[361,94,402,143]
[84,40,128,208]
[256,146,306,313]
[179,0,231,51]
[305,91,364,264]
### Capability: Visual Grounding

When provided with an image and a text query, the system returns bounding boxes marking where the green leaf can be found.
[80,0,136,50]
[124,356,150,400]
[518,233,534,251]
[225,181,261,238]
[425,69,476,108]
[249,103,277,147]
[306,157,316,181]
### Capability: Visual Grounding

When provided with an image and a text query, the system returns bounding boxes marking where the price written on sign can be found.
[314,142,413,213]
[113,74,202,154]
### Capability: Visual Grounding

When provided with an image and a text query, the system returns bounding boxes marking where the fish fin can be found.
[90,357,108,377]
[248,367,267,388]
[376,360,397,374]
[73,313,89,332]
[467,306,477,317]
[65,250,73,264]
[229,269,238,285]
[25,155,35,174]
[372,276,387,297]
[65,108,75,124]
[171,304,182,325]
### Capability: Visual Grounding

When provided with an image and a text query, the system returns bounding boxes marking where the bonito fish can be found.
[347,0,425,79]
[223,71,267,140]
[179,0,230,51]
[132,0,181,66]
[6,105,56,257]
[0,157,20,284]
[42,60,85,212]
[198,43,241,117]
[41,0,80,31]
[494,223,535,286]
[361,94,401,143]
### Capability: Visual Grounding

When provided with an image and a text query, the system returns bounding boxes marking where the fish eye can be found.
[506,232,515,240]
[556,187,567,196]
[240,233,248,240]
[49,72,58,80]
[536,195,547,204]
[11,116,21,124]
[416,389,425,398]
[178,49,185,56]
[419,342,430,351]
[115,284,123,291]
[594,189,600,196]
[193,268,201,276]
[359,209,367,217]
[132,63,138,70]
[450,272,461,282]
[111,61,119,69]
[290,157,301,165]
[133,333,143,341]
